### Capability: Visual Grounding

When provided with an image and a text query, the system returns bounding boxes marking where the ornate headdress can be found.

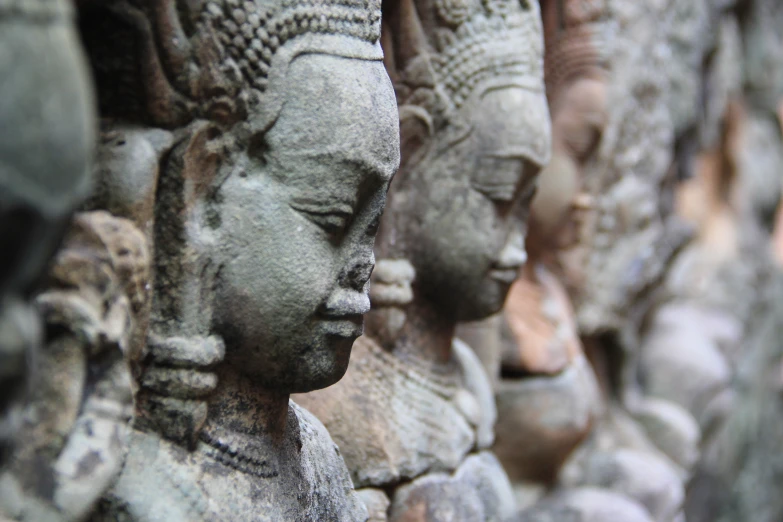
[384,0,544,130]
[207,0,382,94]
[540,0,613,106]
[79,0,383,127]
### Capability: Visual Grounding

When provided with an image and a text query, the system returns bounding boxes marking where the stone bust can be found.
[77,1,399,520]
[467,0,611,496]
[296,0,550,519]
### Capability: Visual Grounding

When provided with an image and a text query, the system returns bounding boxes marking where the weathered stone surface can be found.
[640,304,732,423]
[1,212,146,521]
[501,266,581,376]
[75,0,399,520]
[454,338,497,450]
[576,449,684,522]
[294,336,480,488]
[297,0,550,517]
[356,488,391,522]
[95,402,366,522]
[532,0,613,312]
[0,0,95,472]
[9,0,781,521]
[510,482,547,513]
[633,398,700,474]
[566,0,690,336]
[456,313,504,389]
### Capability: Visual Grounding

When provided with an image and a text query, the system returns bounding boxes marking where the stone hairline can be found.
[205,0,381,93]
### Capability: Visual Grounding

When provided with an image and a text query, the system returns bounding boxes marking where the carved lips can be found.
[319,316,365,339]
[488,268,521,285]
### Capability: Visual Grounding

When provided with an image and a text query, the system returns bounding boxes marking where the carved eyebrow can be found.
[294,148,395,180]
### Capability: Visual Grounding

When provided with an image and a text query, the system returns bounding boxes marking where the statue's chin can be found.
[454,280,510,323]
[284,336,355,394]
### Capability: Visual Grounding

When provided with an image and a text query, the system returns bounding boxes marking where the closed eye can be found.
[472,183,517,203]
[291,200,354,238]
[304,212,351,234]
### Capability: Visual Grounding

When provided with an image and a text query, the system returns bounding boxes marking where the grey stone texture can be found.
[1,212,146,521]
[73,0,400,520]
[2,0,782,521]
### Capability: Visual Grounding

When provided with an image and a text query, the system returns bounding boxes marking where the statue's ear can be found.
[398,104,433,175]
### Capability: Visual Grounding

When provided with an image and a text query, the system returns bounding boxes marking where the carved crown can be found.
[204,0,383,95]
[385,0,543,131]
[428,0,544,107]
[79,0,383,126]
[541,0,614,103]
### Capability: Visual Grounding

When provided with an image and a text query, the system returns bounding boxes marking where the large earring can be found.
[367,258,415,348]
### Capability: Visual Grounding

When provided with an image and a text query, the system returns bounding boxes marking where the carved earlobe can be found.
[398,105,434,174]
[367,258,416,348]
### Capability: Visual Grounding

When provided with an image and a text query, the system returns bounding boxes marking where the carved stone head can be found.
[526,0,613,270]
[79,0,400,393]
[378,0,550,323]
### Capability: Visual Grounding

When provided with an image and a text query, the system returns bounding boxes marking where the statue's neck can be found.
[206,365,290,443]
[393,298,456,366]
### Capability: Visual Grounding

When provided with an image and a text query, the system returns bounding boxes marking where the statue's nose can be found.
[319,254,375,318]
[497,227,527,270]
[320,288,371,318]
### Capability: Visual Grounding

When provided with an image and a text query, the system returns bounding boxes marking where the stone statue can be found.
[488,0,612,498]
[504,1,711,521]
[295,0,550,519]
[637,1,783,520]
[75,0,399,520]
[0,0,95,469]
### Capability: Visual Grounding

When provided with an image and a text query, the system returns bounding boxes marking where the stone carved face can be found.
[211,54,399,392]
[377,0,551,323]
[401,86,548,322]
[527,0,612,289]
[529,77,606,267]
